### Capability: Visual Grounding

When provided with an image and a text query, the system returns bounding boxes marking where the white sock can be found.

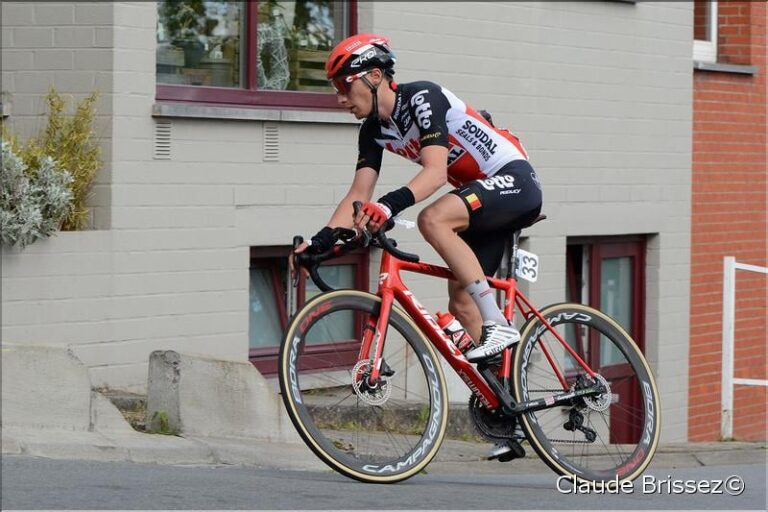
[464,279,507,324]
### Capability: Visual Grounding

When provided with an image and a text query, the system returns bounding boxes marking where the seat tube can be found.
[500,279,517,379]
[503,278,517,321]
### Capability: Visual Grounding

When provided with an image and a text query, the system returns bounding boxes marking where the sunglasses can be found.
[331,70,372,94]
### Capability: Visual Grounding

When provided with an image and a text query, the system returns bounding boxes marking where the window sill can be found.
[152,102,360,125]
[693,61,759,76]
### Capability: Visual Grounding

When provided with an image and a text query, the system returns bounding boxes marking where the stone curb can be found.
[3,425,765,474]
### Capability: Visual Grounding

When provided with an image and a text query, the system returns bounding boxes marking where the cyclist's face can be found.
[334,69,381,119]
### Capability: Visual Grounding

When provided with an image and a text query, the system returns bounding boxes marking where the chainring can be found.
[468,395,517,441]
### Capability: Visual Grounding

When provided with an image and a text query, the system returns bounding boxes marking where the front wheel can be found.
[512,303,660,485]
[278,290,448,483]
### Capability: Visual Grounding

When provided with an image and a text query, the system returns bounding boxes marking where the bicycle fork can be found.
[357,290,394,385]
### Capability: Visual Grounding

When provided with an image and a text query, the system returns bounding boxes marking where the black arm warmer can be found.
[377,186,416,218]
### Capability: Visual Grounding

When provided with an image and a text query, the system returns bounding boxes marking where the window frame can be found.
[156,1,358,110]
[248,245,369,375]
[693,0,718,63]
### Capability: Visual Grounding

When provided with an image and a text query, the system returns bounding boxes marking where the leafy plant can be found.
[159,0,206,41]
[0,142,73,249]
[148,410,179,436]
[4,88,101,230]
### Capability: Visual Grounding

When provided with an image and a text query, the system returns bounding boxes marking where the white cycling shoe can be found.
[465,321,520,362]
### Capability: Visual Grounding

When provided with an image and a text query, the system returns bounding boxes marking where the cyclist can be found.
[295,34,542,454]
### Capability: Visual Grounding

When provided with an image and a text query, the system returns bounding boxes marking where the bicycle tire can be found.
[278,289,448,483]
[512,303,660,485]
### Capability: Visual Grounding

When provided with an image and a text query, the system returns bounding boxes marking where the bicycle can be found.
[279,202,660,484]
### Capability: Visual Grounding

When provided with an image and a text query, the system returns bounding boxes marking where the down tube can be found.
[392,287,500,410]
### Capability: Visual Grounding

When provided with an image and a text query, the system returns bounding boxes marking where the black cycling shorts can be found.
[450,160,543,277]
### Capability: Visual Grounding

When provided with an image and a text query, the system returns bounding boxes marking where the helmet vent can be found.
[330,55,345,72]
[263,123,280,162]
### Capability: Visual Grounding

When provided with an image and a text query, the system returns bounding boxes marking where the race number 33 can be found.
[516,249,539,283]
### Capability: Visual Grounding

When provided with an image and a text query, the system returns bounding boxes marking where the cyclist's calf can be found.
[448,282,483,341]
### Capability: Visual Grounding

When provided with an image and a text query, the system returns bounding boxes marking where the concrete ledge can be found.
[694,61,759,75]
[146,350,302,443]
[152,102,360,125]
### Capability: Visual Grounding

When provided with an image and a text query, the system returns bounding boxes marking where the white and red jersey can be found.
[356,81,528,186]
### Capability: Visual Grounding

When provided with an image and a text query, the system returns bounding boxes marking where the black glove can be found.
[309,226,334,254]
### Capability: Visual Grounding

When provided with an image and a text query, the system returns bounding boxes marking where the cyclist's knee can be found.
[417,206,441,239]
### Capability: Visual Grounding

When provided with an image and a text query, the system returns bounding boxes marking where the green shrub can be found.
[4,88,101,230]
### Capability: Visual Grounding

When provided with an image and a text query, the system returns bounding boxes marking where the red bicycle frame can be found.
[357,249,597,412]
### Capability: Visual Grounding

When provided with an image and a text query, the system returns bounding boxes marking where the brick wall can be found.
[690,1,767,441]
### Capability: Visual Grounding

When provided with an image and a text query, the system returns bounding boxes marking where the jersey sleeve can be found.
[407,83,451,149]
[355,119,384,173]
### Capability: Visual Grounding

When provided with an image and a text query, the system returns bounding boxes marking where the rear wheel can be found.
[512,303,660,485]
[279,290,448,483]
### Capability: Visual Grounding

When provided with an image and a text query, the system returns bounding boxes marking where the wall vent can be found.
[263,123,279,162]
[154,120,172,160]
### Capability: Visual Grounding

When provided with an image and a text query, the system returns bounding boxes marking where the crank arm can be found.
[477,365,517,414]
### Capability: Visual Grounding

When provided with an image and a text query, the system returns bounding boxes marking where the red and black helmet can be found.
[325,33,396,80]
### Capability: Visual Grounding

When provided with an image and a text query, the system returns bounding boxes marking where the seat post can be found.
[505,230,522,280]
[502,214,547,280]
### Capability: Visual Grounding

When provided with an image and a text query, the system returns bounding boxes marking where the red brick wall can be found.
[690,0,767,442]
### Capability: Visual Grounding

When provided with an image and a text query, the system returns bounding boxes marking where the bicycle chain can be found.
[523,389,598,445]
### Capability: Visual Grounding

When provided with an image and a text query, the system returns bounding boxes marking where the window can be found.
[249,246,368,375]
[156,1,356,109]
[693,0,718,62]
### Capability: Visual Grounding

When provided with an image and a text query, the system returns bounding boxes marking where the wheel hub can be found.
[351,360,392,406]
[583,374,612,412]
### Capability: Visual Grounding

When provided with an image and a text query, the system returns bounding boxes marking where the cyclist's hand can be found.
[355,202,391,233]
[289,241,311,280]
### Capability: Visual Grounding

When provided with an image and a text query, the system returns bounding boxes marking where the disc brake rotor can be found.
[351,360,392,406]
[583,374,612,412]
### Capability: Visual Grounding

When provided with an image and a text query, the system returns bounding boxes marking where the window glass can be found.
[694,1,711,41]
[257,1,346,91]
[305,264,355,344]
[249,267,283,349]
[600,257,632,366]
[157,1,244,87]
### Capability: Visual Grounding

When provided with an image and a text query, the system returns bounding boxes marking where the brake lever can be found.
[291,235,304,288]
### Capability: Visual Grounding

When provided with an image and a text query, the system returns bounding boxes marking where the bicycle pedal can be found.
[497,441,525,462]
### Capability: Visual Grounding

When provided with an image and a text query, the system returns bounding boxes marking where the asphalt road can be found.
[2,455,766,510]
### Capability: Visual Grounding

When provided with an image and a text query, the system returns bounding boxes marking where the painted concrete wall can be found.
[1,2,692,441]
